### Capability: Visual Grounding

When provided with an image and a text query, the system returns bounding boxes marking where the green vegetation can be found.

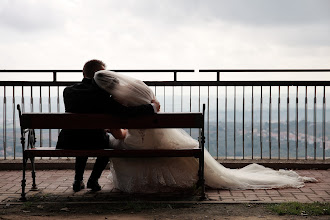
[267,202,330,216]
[22,201,33,210]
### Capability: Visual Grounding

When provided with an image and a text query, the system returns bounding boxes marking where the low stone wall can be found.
[0,158,329,170]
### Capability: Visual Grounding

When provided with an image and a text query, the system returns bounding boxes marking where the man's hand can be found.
[151,99,160,112]
[105,129,127,139]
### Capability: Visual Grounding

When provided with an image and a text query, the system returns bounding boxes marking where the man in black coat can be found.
[56,59,160,192]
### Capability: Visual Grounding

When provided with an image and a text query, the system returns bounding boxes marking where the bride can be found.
[94,70,317,193]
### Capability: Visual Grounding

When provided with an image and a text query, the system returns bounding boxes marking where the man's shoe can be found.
[73,180,85,192]
[87,179,101,191]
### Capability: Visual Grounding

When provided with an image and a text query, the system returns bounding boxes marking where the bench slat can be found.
[20,113,203,129]
[24,147,202,158]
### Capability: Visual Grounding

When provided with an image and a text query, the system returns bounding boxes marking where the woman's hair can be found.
[83,59,106,79]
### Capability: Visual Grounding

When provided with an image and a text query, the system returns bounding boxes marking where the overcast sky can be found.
[0,0,329,81]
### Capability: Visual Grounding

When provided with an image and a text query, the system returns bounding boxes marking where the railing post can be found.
[39,86,42,148]
[49,86,51,148]
[53,71,57,82]
[234,86,236,159]
[260,86,263,159]
[216,85,219,159]
[314,86,317,160]
[13,86,16,159]
[243,86,245,159]
[323,86,326,160]
[3,86,6,159]
[225,86,228,159]
[269,86,272,159]
[287,86,290,159]
[296,86,299,159]
[305,86,308,159]
[278,86,280,159]
[251,86,254,159]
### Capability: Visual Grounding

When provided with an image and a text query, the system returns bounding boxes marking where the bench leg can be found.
[198,168,206,200]
[20,156,28,201]
[197,154,206,200]
[30,157,38,191]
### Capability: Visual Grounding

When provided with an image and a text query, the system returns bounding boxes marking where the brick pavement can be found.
[0,169,329,204]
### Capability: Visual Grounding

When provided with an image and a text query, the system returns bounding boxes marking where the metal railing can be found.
[1,69,330,161]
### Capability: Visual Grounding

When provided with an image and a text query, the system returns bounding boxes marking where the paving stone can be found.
[257,196,273,201]
[0,169,329,203]
[218,191,231,196]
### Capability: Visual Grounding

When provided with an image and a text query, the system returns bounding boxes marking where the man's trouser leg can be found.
[75,156,88,181]
[89,156,109,180]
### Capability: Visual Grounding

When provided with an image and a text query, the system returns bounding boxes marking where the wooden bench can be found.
[17,104,206,201]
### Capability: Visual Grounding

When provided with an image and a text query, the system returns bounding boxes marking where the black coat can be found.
[56,78,154,149]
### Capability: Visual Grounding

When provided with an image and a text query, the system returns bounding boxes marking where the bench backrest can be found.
[17,105,204,130]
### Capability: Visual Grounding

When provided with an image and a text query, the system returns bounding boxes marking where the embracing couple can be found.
[56,59,316,193]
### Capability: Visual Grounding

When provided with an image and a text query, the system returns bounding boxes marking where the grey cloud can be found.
[109,0,330,48]
[109,0,330,27]
[0,0,67,32]
[198,0,330,26]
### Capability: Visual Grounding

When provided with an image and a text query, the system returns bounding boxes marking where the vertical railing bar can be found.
[53,71,57,159]
[234,86,236,159]
[57,86,60,160]
[243,86,245,159]
[278,86,280,159]
[323,86,326,160]
[314,86,317,160]
[217,71,220,159]
[173,71,176,113]
[53,71,57,82]
[287,86,290,160]
[30,86,33,112]
[251,86,254,159]
[260,86,263,159]
[3,86,6,159]
[181,86,183,112]
[49,86,51,148]
[21,86,25,159]
[216,85,219,160]
[13,86,16,159]
[163,86,165,112]
[22,86,25,113]
[54,71,57,159]
[305,86,308,160]
[189,86,192,135]
[207,86,210,151]
[269,86,272,159]
[296,86,299,160]
[154,86,157,97]
[199,86,201,112]
[225,86,228,159]
[57,86,60,134]
[172,86,174,113]
[40,86,42,148]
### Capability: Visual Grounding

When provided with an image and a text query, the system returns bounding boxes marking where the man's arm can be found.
[64,85,159,115]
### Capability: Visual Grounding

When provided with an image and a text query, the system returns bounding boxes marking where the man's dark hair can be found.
[83,59,106,79]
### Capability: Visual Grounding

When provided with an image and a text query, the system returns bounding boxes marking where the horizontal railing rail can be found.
[1,69,330,161]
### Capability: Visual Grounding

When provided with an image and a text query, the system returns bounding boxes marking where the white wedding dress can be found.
[94,70,317,193]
